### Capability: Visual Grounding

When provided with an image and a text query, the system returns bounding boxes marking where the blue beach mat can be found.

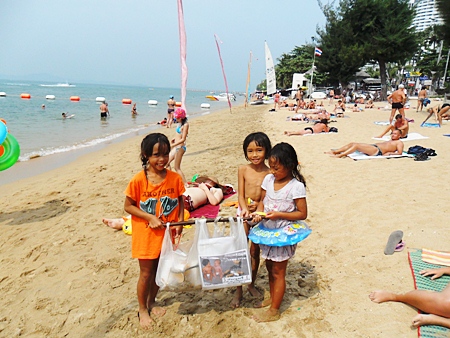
[444,134,450,137]
[421,122,440,128]
[408,249,450,337]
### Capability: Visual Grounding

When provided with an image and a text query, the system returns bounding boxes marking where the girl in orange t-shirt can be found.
[124,132,185,330]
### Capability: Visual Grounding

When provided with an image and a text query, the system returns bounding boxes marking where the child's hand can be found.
[251,213,262,223]
[173,225,183,239]
[146,215,164,229]
[265,211,280,220]
[240,208,250,218]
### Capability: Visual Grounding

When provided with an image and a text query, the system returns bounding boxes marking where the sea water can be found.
[0,81,242,185]
[0,81,240,161]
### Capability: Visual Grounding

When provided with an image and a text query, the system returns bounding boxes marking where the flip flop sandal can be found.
[394,240,405,252]
[384,230,404,255]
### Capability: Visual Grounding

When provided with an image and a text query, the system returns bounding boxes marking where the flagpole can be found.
[309,48,316,98]
[244,51,252,108]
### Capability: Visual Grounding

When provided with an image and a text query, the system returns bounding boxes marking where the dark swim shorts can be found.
[101,112,107,118]
[304,127,314,134]
[392,102,404,109]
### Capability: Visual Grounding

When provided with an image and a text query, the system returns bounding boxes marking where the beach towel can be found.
[189,191,236,219]
[444,134,450,137]
[348,151,414,161]
[421,249,450,267]
[303,131,338,137]
[374,121,391,125]
[372,133,429,142]
[409,249,450,338]
[421,123,441,128]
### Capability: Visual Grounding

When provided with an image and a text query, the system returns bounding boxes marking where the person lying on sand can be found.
[376,114,409,139]
[370,267,450,329]
[326,129,404,158]
[284,119,329,136]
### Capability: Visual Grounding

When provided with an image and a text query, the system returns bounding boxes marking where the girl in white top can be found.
[251,142,308,322]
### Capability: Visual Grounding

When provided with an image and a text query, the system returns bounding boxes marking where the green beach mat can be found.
[409,249,450,338]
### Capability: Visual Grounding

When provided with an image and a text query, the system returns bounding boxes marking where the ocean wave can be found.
[6,83,30,86]
[18,125,152,161]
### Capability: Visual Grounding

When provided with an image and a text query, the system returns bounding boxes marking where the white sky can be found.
[0,0,326,91]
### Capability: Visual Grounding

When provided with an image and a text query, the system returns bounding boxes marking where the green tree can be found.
[273,45,327,89]
[316,0,418,99]
[316,1,365,87]
[340,0,418,99]
[436,0,450,46]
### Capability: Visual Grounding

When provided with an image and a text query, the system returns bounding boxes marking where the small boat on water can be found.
[205,93,236,101]
[40,83,76,87]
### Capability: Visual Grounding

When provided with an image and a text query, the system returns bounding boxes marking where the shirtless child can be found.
[232,132,272,308]
[202,259,214,283]
[327,129,404,158]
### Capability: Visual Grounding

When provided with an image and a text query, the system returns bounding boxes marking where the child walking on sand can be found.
[250,142,308,322]
[124,133,185,330]
[231,132,272,308]
[167,108,189,185]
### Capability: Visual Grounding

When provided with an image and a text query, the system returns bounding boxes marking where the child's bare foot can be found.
[247,284,262,298]
[230,288,243,308]
[149,306,166,318]
[251,308,280,322]
[138,309,154,330]
[102,218,124,230]
[369,290,395,303]
[254,297,272,308]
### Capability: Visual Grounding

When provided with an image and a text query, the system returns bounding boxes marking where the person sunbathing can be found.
[333,100,346,117]
[376,114,409,139]
[284,119,329,136]
[365,99,374,109]
[370,267,450,329]
[326,129,404,158]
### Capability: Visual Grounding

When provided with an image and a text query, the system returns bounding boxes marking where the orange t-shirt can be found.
[124,169,185,259]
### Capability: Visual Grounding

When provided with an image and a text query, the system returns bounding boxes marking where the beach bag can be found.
[407,145,427,155]
[197,217,251,290]
[329,127,338,133]
[155,222,202,291]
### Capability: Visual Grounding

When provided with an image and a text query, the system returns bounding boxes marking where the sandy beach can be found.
[1,98,450,337]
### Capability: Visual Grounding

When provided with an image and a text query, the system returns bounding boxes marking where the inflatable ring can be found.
[122,218,132,235]
[0,120,7,144]
[248,221,311,247]
[0,133,20,171]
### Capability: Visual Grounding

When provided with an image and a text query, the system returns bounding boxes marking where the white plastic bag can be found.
[155,223,202,291]
[197,217,251,290]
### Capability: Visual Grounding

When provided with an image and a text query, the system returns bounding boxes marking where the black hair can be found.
[269,142,306,186]
[243,132,272,161]
[140,133,170,174]
[395,114,402,119]
[202,259,210,267]
[179,116,188,126]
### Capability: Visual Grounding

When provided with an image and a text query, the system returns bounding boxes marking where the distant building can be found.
[409,0,443,32]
